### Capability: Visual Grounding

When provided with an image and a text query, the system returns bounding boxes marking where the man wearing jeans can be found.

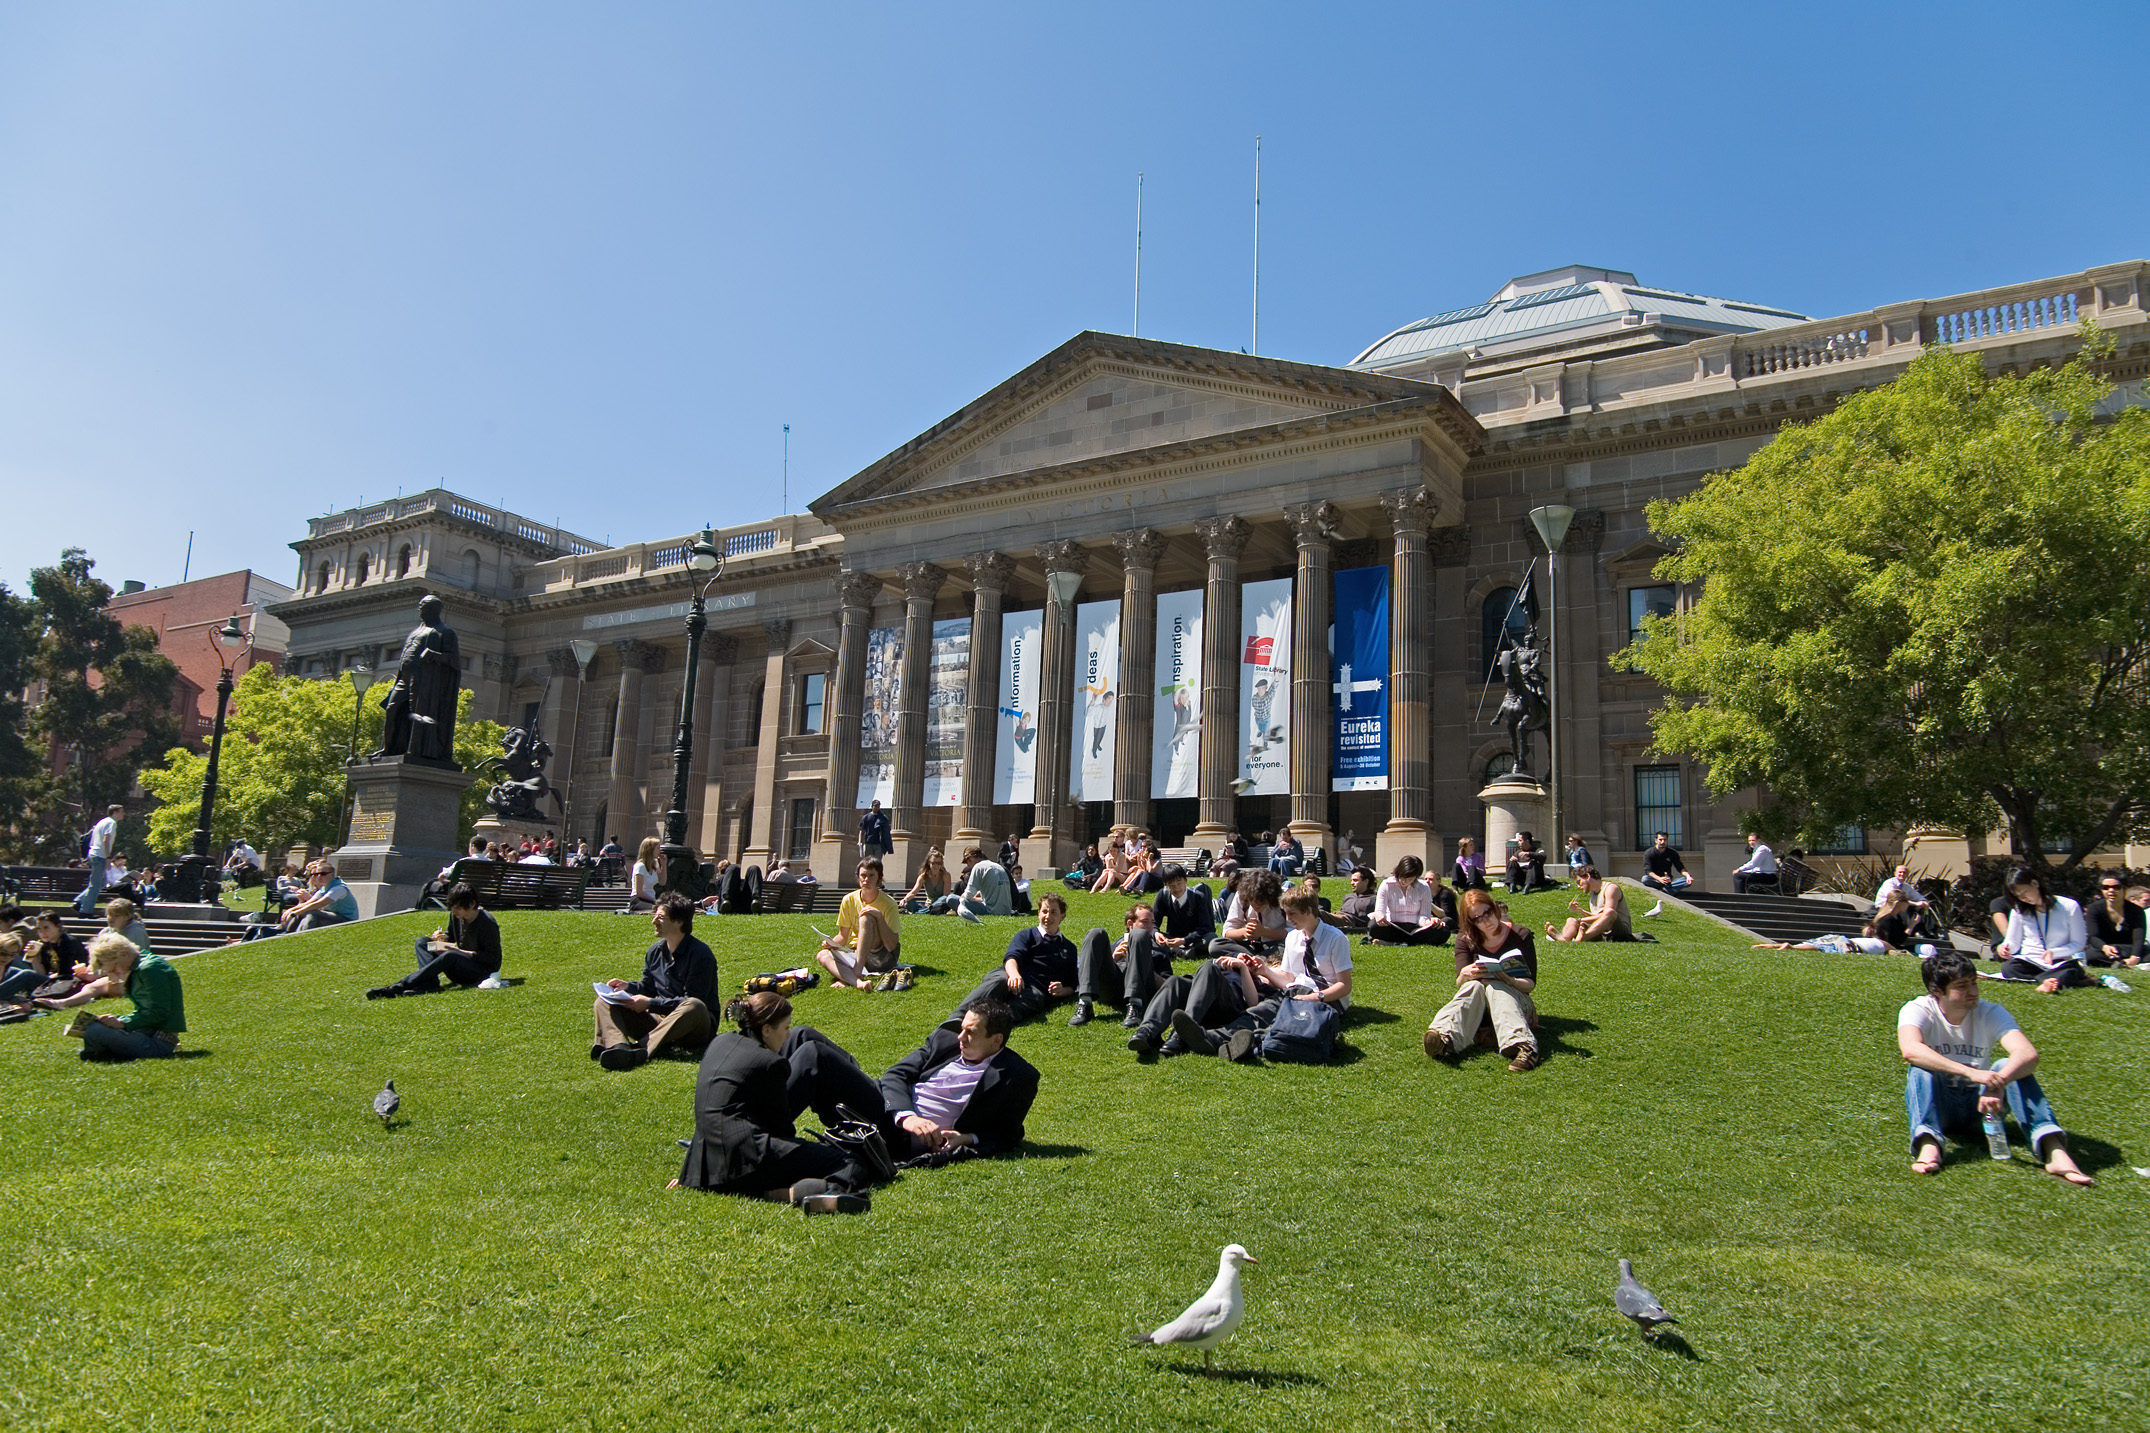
[74,804,123,915]
[1639,832,1693,893]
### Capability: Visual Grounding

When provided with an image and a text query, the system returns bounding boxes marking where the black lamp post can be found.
[167,614,248,903]
[334,665,375,846]
[658,528,724,901]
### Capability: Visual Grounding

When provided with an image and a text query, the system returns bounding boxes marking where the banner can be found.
[1332,566,1390,791]
[1070,599,1121,803]
[993,609,1043,804]
[1151,588,1204,798]
[1237,577,1292,796]
[923,617,971,807]
[855,626,901,807]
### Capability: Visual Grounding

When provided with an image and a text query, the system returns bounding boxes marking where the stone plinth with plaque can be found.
[335,758,474,918]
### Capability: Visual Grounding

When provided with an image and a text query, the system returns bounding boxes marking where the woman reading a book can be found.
[1423,888,1541,1072]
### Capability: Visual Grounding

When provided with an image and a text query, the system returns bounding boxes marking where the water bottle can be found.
[1982,1107,2011,1161]
[2100,973,2132,993]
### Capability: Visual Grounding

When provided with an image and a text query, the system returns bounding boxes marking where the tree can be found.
[0,584,38,790]
[8,549,181,862]
[1615,331,2150,869]
[140,668,507,857]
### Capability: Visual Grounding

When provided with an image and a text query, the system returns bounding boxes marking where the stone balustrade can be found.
[305,487,600,554]
[524,513,837,595]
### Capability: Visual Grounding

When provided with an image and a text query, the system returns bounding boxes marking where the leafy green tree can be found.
[11,549,181,862]
[0,583,38,790]
[1616,332,2150,869]
[141,668,506,857]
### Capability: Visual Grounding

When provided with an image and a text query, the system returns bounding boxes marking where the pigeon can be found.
[1614,1258,1677,1339]
[1641,900,1664,918]
[1132,1244,1256,1371]
[373,1079,400,1130]
[958,905,982,925]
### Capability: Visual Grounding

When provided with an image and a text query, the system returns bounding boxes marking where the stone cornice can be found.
[265,580,509,625]
[287,508,569,565]
[514,548,839,618]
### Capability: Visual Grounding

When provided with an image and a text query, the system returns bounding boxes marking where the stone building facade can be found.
[274,259,2150,884]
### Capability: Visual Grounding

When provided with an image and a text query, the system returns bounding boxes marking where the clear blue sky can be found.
[3,1,2145,598]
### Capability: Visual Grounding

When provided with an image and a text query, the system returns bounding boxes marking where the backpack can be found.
[1259,996,1340,1063]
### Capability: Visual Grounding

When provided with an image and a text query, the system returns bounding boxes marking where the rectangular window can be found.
[1814,824,1868,855]
[797,673,826,735]
[787,797,816,861]
[1629,585,1676,645]
[1634,765,1682,850]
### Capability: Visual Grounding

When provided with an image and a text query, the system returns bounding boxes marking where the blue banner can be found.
[1331,565,1389,791]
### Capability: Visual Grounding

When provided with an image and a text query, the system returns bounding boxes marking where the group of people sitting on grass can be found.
[0,899,184,1060]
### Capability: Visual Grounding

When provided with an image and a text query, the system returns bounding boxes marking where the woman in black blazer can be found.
[672,992,872,1213]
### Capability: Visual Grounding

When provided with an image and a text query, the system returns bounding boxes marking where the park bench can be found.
[442,858,591,910]
[1156,845,1211,875]
[3,866,93,902]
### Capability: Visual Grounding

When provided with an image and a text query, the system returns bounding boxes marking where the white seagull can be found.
[1641,900,1664,918]
[1132,1244,1257,1371]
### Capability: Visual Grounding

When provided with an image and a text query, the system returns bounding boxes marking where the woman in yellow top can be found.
[817,859,901,988]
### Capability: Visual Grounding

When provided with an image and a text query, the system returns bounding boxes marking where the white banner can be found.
[1070,598,1121,804]
[1237,577,1292,796]
[993,609,1043,805]
[923,617,971,807]
[1151,588,1204,799]
[855,626,900,808]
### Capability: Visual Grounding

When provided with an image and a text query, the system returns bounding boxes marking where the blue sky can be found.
[3,1,2145,597]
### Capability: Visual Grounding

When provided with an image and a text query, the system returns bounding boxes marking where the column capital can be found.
[1196,515,1252,562]
[1431,525,1474,568]
[761,617,792,648]
[1037,539,1089,576]
[547,648,581,677]
[707,634,740,666]
[1111,527,1169,573]
[1567,508,1607,553]
[964,550,1017,592]
[838,570,885,610]
[481,653,512,682]
[614,638,666,672]
[898,560,948,602]
[1379,486,1439,537]
[1284,501,1341,549]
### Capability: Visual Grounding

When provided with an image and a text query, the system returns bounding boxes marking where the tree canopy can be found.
[140,668,506,858]
[1616,332,2150,868]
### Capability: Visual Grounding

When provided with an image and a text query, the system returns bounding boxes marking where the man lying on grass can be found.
[368,883,501,998]
[593,894,718,1071]
[951,892,1076,1024]
[880,999,1038,1160]
[1897,949,2093,1186]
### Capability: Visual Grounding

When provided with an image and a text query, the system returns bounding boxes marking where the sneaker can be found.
[1222,1028,1261,1063]
[797,1190,871,1216]
[1423,1028,1452,1060]
[1169,1010,1220,1056]
[1127,1027,1161,1057]
[598,1044,648,1072]
[1504,1043,1542,1073]
[477,973,508,990]
[1068,1000,1095,1027]
[1121,1002,1144,1029]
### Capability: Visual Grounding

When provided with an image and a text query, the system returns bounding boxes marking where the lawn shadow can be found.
[2057,1131,2127,1176]
[172,1049,214,1060]
[1342,1005,1400,1027]
[1017,1143,1089,1160]
[1159,1362,1321,1387]
[1646,1330,1701,1361]
[1535,1013,1597,1059]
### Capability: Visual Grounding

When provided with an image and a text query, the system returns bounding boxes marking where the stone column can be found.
[742,618,790,868]
[953,553,1014,855]
[1560,510,1608,866]
[1429,525,1473,858]
[1193,515,1251,843]
[889,561,946,884]
[607,639,662,842]
[1111,528,1166,836]
[1377,489,1438,875]
[819,572,884,879]
[1284,502,1339,860]
[1029,540,1088,876]
[544,649,584,840]
[686,634,736,856]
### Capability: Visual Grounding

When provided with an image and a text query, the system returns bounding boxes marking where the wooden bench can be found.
[1156,846,1212,876]
[3,866,93,902]
[751,880,850,915]
[442,858,591,910]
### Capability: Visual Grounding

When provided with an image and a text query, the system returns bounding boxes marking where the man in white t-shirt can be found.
[1896,950,2092,1185]
[74,804,124,914]
[1171,887,1353,1059]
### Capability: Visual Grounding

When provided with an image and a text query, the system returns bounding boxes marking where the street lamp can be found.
[172,615,249,903]
[1528,505,1576,860]
[334,665,375,847]
[658,528,725,900]
[560,637,599,847]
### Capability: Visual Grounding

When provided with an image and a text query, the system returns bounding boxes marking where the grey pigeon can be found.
[1132,1244,1256,1371]
[373,1079,400,1130]
[1614,1258,1676,1338]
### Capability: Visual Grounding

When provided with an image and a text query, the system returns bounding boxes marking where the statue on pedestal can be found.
[481,724,559,822]
[1493,623,1550,778]
[370,595,463,765]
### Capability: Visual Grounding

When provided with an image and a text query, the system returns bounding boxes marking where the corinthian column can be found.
[691,635,738,855]
[742,618,790,867]
[889,561,945,883]
[819,572,883,878]
[608,639,663,842]
[1377,487,1437,875]
[954,552,1015,854]
[1193,515,1250,843]
[1285,501,1339,859]
[1111,528,1167,836]
[1030,540,1088,875]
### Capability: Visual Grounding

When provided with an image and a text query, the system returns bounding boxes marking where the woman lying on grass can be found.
[1897,949,2091,1185]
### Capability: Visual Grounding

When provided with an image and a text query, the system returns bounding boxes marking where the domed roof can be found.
[1350,265,1809,372]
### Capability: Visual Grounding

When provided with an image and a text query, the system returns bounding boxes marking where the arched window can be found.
[355,553,371,585]
[1480,585,1537,682]
[1484,752,1519,785]
[317,561,332,593]
[396,544,412,578]
[462,549,482,586]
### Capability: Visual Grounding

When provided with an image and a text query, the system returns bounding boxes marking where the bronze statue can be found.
[370,594,463,764]
[1494,623,1550,778]
[481,724,558,821]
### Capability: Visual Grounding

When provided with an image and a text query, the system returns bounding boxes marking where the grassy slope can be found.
[3,887,2144,1432]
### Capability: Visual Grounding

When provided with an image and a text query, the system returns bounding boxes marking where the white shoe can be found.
[478,973,508,990]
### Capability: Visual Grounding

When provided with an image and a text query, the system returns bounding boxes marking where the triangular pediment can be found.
[1601,536,1676,577]
[811,332,1450,515]
[785,637,835,661]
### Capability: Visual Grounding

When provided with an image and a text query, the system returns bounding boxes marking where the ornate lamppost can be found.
[334,665,375,847]
[658,529,724,900]
[168,615,249,904]
[1528,504,1576,853]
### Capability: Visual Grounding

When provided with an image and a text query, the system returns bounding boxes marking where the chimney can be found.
[120,580,146,594]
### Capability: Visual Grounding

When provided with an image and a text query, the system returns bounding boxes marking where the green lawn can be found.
[4,885,2144,1432]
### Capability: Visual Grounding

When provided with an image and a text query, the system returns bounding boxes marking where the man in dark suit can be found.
[878,1000,1038,1159]
[592,894,718,1070]
[1151,863,1215,962]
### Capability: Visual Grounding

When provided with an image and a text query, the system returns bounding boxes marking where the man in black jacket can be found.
[592,894,718,1069]
[878,1000,1038,1159]
[367,884,503,998]
[1150,864,1215,962]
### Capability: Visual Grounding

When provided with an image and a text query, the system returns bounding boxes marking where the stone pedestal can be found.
[470,815,553,856]
[1479,775,1548,881]
[334,758,474,918]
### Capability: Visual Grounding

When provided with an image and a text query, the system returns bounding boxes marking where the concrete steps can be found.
[1666,889,1874,945]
